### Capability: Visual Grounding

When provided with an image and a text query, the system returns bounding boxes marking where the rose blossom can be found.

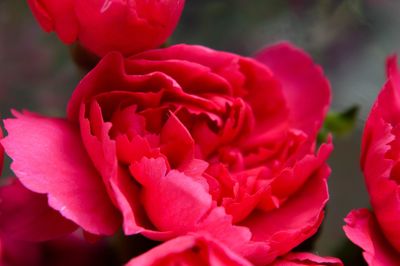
[126,234,343,266]
[27,0,185,57]
[344,56,400,265]
[2,42,332,265]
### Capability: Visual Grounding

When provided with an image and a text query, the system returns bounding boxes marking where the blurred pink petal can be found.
[0,178,77,241]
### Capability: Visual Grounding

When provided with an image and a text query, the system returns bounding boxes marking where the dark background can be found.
[1,0,398,262]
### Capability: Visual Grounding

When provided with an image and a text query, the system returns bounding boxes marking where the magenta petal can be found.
[67,53,125,121]
[130,157,213,233]
[110,166,153,235]
[242,164,330,264]
[255,42,331,138]
[194,207,252,252]
[2,113,121,235]
[0,128,4,174]
[27,0,79,43]
[0,178,77,241]
[271,252,343,266]
[361,71,400,251]
[126,234,253,266]
[160,112,195,168]
[344,209,400,266]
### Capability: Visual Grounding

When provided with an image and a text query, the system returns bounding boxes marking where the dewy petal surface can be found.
[2,112,121,235]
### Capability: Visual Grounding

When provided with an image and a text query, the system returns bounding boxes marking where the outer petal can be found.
[75,0,185,56]
[67,53,125,121]
[126,234,253,266]
[361,58,400,251]
[1,112,121,235]
[255,42,331,138]
[0,178,77,241]
[241,163,330,265]
[271,252,343,266]
[344,209,400,266]
[27,0,79,43]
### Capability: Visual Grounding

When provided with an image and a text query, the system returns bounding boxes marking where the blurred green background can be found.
[1,0,399,264]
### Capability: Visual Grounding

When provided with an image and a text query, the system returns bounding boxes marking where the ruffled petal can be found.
[241,163,330,264]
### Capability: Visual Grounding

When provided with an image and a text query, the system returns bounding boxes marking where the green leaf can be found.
[318,105,359,142]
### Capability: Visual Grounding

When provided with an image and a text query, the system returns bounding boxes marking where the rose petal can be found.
[27,0,78,43]
[344,209,400,266]
[67,52,181,121]
[130,157,212,233]
[74,0,184,56]
[194,207,252,252]
[160,112,195,168]
[2,112,121,235]
[269,139,333,209]
[133,44,288,131]
[271,252,343,266]
[126,58,234,95]
[109,165,157,235]
[0,178,77,241]
[241,164,330,264]
[126,234,253,266]
[255,42,331,138]
[361,63,400,251]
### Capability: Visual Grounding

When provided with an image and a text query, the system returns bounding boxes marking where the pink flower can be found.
[2,42,332,265]
[27,0,185,57]
[344,56,400,265]
[126,234,342,266]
